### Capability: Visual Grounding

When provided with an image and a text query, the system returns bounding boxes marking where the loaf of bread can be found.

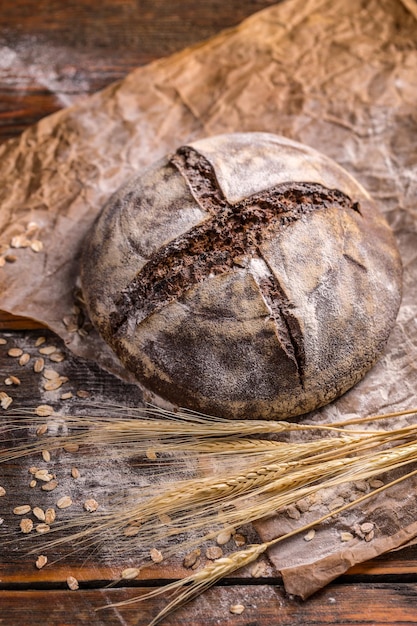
[81,133,402,419]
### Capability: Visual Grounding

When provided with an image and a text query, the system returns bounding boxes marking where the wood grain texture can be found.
[0,0,278,144]
[0,311,45,330]
[1,2,417,624]
[2,583,417,626]
[1,331,417,578]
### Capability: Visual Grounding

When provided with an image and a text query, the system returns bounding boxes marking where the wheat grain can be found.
[66,576,79,590]
[20,518,33,534]
[122,464,417,625]
[35,555,48,569]
[4,401,417,626]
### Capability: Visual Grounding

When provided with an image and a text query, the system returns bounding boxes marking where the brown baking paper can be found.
[1,0,417,598]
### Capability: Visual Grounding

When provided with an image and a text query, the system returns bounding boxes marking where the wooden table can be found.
[1,2,417,624]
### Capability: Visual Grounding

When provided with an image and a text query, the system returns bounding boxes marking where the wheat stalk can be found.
[22,426,417,559]
[4,403,417,625]
[99,542,268,625]
[100,462,417,625]
[0,403,375,465]
[331,407,417,427]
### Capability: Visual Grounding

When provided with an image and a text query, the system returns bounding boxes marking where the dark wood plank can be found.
[1,329,417,590]
[1,2,417,623]
[0,311,45,330]
[0,0,279,144]
[2,583,417,626]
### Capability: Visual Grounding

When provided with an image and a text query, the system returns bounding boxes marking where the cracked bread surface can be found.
[81,132,402,419]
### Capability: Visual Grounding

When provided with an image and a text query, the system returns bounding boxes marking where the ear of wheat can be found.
[100,463,417,626]
[1,405,417,625]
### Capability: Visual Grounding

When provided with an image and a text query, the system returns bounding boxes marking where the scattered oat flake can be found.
[36,523,51,534]
[230,605,245,615]
[121,567,140,580]
[63,443,79,453]
[57,496,72,509]
[234,533,246,547]
[146,449,157,460]
[296,497,312,513]
[29,466,39,475]
[11,235,31,248]
[183,549,201,569]
[14,505,31,515]
[35,405,54,417]
[41,479,58,492]
[33,359,44,374]
[62,315,79,332]
[0,486,6,496]
[354,480,368,492]
[35,336,46,347]
[35,469,53,482]
[42,450,51,462]
[0,392,13,409]
[39,346,57,355]
[49,352,65,362]
[61,392,73,400]
[44,508,56,524]
[340,532,354,542]
[304,529,316,542]
[369,479,384,489]
[328,497,345,511]
[8,347,23,357]
[36,423,48,436]
[20,518,33,534]
[36,555,48,569]
[19,353,31,366]
[71,467,80,479]
[216,530,231,545]
[5,254,17,263]
[76,390,90,398]
[5,375,20,385]
[251,561,268,578]
[84,499,99,512]
[0,337,7,344]
[158,513,171,524]
[206,546,223,560]
[44,378,64,391]
[0,256,5,267]
[26,221,39,232]
[43,369,60,380]
[360,522,374,534]
[29,480,37,488]
[150,548,164,563]
[31,240,43,252]
[67,576,79,590]
[286,504,301,520]
[33,507,45,521]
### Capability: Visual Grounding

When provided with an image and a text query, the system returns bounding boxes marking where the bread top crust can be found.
[81,133,402,419]
[189,133,371,204]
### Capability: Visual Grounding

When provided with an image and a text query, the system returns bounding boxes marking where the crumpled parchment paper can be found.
[1,0,417,598]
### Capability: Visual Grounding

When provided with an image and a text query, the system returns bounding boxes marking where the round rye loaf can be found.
[81,133,402,419]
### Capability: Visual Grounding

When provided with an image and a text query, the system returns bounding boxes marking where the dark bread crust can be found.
[81,133,402,419]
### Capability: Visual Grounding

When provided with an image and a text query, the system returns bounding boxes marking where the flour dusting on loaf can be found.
[81,133,402,419]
